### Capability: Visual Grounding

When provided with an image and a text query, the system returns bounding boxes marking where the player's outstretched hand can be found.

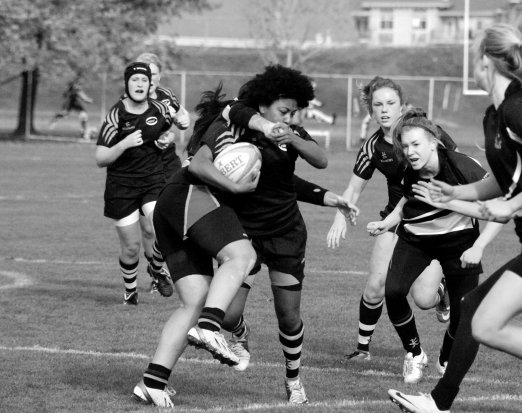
[327,215,347,249]
[324,194,359,225]
[412,182,447,208]
[416,179,457,203]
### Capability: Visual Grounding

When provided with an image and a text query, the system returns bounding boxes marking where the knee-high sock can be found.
[279,321,304,379]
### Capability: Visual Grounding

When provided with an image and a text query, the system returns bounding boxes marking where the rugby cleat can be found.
[230,322,251,371]
[388,389,450,412]
[285,377,309,404]
[187,326,239,366]
[436,355,447,376]
[123,291,139,305]
[341,349,371,362]
[147,265,173,297]
[133,379,175,407]
[403,349,428,384]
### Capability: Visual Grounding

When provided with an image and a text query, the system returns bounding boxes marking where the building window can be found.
[412,9,427,30]
[380,9,393,30]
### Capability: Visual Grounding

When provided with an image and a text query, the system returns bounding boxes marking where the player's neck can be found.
[123,97,148,114]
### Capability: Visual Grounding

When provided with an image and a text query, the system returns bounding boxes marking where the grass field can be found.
[0,141,521,413]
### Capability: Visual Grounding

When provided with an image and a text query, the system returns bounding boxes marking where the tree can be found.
[0,0,210,138]
[241,0,355,69]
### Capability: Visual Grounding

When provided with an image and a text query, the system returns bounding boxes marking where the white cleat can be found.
[285,377,309,404]
[230,321,250,371]
[435,356,447,376]
[187,326,239,366]
[133,379,175,408]
[403,349,428,384]
[388,389,450,413]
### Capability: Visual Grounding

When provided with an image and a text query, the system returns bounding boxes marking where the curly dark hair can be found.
[238,64,314,109]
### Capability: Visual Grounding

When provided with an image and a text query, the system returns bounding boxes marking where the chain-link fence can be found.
[1,70,491,149]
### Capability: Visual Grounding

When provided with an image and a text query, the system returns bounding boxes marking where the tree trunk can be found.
[14,68,39,137]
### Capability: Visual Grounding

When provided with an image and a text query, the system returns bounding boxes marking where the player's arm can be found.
[172,104,190,130]
[460,221,505,268]
[95,129,143,167]
[225,100,288,139]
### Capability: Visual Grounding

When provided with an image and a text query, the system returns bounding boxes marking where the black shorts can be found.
[389,235,482,280]
[250,217,307,282]
[505,252,522,277]
[104,175,164,220]
[153,182,248,282]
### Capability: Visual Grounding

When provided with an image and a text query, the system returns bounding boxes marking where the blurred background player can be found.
[95,62,174,305]
[135,52,191,293]
[50,75,93,140]
[291,80,336,126]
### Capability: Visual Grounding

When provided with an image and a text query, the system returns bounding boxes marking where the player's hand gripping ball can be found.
[213,142,262,184]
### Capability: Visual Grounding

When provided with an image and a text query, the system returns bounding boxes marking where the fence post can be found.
[346,75,353,150]
[100,71,107,124]
[428,77,435,120]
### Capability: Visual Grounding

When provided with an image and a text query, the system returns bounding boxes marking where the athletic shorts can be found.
[505,252,522,277]
[389,235,482,280]
[250,217,307,282]
[153,182,248,282]
[104,175,164,220]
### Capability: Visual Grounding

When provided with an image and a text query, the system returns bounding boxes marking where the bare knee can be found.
[363,273,386,302]
[121,240,141,261]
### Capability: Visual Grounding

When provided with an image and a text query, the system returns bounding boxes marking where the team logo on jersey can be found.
[146,116,158,126]
[278,143,288,151]
[380,151,393,163]
[122,121,134,132]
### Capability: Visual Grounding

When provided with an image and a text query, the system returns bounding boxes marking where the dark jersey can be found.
[354,129,405,215]
[483,80,522,242]
[207,116,316,237]
[97,98,172,180]
[399,149,487,245]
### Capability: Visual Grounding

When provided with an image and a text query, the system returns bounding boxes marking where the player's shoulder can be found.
[156,85,177,99]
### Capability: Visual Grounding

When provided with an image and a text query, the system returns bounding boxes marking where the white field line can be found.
[0,270,33,290]
[0,345,518,387]
[0,256,367,275]
[0,346,521,412]
[0,193,98,201]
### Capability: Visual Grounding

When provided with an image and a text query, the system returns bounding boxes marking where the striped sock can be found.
[198,307,225,332]
[279,321,304,379]
[143,363,171,390]
[231,315,247,339]
[150,241,164,272]
[357,296,383,352]
[120,259,138,293]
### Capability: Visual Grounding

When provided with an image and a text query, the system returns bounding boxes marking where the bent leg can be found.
[410,260,443,309]
[472,270,522,358]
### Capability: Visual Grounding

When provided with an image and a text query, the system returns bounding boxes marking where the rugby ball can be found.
[213,142,262,184]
